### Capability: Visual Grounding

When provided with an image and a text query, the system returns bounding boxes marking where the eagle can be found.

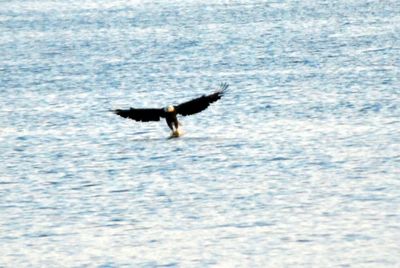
[114,83,228,137]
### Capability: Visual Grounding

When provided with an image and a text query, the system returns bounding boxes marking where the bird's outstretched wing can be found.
[176,83,228,116]
[114,108,165,122]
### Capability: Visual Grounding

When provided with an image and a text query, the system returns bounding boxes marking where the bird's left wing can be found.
[114,108,165,122]
[176,83,228,116]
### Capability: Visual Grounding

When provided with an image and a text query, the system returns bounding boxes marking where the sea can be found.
[1,0,399,267]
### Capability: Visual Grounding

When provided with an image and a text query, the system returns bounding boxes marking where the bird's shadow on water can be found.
[112,128,244,147]
[129,136,220,142]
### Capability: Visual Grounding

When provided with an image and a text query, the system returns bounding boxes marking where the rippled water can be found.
[1,0,400,267]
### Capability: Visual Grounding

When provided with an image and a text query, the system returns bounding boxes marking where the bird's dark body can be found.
[113,83,228,136]
[165,110,179,131]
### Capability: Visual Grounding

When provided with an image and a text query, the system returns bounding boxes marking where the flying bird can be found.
[114,83,228,137]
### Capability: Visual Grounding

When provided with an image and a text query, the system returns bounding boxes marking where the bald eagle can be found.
[114,83,228,137]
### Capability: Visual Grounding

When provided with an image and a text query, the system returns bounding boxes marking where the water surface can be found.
[1,0,399,267]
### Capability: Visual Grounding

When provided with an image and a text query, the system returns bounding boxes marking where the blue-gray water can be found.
[1,1,399,267]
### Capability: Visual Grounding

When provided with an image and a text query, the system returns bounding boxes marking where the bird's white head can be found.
[165,105,175,112]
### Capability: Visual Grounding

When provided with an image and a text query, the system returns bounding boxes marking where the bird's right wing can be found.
[176,83,228,116]
[114,108,165,122]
